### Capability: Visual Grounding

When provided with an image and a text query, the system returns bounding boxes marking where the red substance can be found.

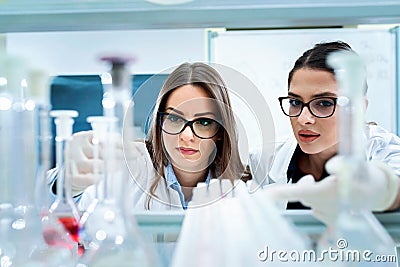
[59,217,85,255]
[59,217,80,243]
[42,228,75,249]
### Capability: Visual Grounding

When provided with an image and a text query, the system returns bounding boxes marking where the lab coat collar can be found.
[164,163,211,209]
[165,163,211,188]
[268,136,298,185]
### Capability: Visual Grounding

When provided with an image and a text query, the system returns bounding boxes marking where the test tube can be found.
[49,110,82,250]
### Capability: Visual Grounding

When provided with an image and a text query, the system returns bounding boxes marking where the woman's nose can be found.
[180,125,195,141]
[297,106,315,125]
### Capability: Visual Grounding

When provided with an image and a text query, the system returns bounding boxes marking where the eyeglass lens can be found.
[281,98,336,118]
[160,113,220,138]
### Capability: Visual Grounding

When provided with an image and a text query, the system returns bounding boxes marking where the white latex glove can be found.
[65,131,101,196]
[325,156,399,212]
[264,174,338,225]
[65,129,148,197]
[263,157,399,226]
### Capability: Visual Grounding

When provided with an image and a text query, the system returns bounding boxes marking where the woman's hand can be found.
[263,157,399,226]
[65,131,101,196]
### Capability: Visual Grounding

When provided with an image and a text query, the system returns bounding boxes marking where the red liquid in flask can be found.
[42,228,75,249]
[59,216,84,255]
[59,217,80,242]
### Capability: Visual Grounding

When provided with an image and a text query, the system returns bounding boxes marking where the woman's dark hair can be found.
[288,41,368,94]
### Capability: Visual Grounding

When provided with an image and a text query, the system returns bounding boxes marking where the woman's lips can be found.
[298,130,320,143]
[178,147,198,155]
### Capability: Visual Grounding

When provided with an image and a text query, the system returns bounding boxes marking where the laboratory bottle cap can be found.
[50,110,79,118]
[100,55,136,65]
[87,116,118,124]
[50,110,79,139]
[87,116,118,143]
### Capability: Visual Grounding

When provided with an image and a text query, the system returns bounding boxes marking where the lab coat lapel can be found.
[268,137,297,185]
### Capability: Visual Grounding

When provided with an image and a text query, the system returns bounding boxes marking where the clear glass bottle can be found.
[49,110,83,256]
[28,70,78,257]
[0,54,75,267]
[0,54,49,267]
[77,57,160,266]
[317,51,395,266]
[27,69,53,215]
[100,56,135,135]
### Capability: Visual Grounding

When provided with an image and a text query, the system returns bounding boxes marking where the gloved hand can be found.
[65,131,101,196]
[263,174,338,225]
[325,157,399,212]
[263,157,399,226]
[65,128,151,198]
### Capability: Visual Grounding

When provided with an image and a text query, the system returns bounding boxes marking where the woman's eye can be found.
[317,100,334,107]
[196,118,213,127]
[167,114,183,123]
[289,99,302,107]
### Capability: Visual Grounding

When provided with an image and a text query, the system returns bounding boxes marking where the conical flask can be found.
[28,70,78,256]
[317,51,396,266]
[0,54,74,267]
[78,116,160,266]
[49,110,83,256]
[77,56,160,266]
[173,180,309,267]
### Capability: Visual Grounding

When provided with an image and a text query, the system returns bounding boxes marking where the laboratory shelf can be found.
[1,0,400,32]
[135,210,400,242]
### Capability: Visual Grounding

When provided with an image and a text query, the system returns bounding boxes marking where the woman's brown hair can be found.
[145,62,250,209]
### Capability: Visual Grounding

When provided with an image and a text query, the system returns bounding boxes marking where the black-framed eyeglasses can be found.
[278,96,338,118]
[158,112,221,139]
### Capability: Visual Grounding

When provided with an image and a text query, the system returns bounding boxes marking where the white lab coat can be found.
[78,142,240,212]
[78,142,184,212]
[249,124,400,188]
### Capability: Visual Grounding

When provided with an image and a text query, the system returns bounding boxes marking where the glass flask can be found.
[77,56,160,266]
[27,69,53,215]
[172,179,309,267]
[28,70,78,258]
[317,51,396,266]
[0,54,74,267]
[49,110,83,255]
